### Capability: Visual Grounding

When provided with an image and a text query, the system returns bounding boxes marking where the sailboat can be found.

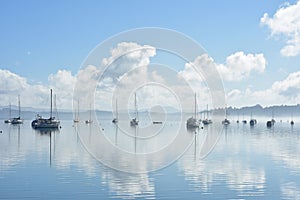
[4,103,12,123]
[130,93,139,126]
[112,99,118,123]
[202,104,212,125]
[31,89,60,129]
[73,99,80,123]
[266,109,275,127]
[186,93,200,128]
[85,103,93,124]
[249,112,257,126]
[290,112,294,126]
[11,95,23,124]
[222,106,230,125]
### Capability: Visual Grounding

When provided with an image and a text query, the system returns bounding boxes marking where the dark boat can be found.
[222,118,230,125]
[250,119,257,126]
[266,119,275,128]
[112,99,118,124]
[31,89,60,129]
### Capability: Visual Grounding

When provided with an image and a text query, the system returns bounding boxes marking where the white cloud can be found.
[261,1,300,56]
[217,52,266,81]
[102,42,156,80]
[0,69,77,110]
[0,69,27,94]
[227,70,300,107]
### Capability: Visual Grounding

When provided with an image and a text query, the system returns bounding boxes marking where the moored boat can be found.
[31,89,60,129]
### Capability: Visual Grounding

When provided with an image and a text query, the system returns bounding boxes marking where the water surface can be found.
[0,117,299,199]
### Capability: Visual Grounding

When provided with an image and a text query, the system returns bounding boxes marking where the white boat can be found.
[222,106,230,125]
[187,93,200,128]
[4,103,12,123]
[11,95,23,124]
[130,93,139,126]
[31,89,60,129]
[112,99,118,123]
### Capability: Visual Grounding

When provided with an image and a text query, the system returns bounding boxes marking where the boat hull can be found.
[31,119,60,129]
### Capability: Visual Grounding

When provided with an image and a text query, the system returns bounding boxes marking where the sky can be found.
[1,0,300,111]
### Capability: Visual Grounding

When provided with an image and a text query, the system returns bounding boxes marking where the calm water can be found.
[0,116,300,199]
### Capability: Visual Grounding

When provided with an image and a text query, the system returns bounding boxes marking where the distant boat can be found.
[202,104,212,125]
[11,95,23,124]
[242,113,247,124]
[187,93,200,128]
[266,120,274,127]
[130,93,139,126]
[112,99,118,123]
[153,121,163,124]
[290,112,294,126]
[4,103,12,123]
[31,89,60,129]
[73,99,80,123]
[250,119,257,126]
[85,103,93,124]
[222,118,230,125]
[222,106,230,125]
[266,109,275,128]
[249,112,257,126]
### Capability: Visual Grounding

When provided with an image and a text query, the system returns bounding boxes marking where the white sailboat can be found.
[4,103,12,123]
[112,99,118,123]
[11,95,23,124]
[130,93,139,126]
[186,93,200,128]
[222,106,230,125]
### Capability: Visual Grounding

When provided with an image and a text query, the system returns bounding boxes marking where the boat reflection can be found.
[34,128,59,166]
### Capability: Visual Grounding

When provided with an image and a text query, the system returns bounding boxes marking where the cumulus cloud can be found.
[217,52,266,81]
[0,69,27,94]
[261,1,300,56]
[227,70,300,107]
[0,69,76,110]
[102,42,156,81]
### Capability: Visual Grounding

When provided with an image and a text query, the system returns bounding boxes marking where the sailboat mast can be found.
[135,93,138,120]
[77,99,79,120]
[206,104,209,119]
[89,103,91,121]
[18,95,21,118]
[50,89,53,118]
[9,102,11,118]
[116,99,118,119]
[194,93,197,118]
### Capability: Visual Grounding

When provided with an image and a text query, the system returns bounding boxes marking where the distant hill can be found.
[216,104,300,117]
[0,104,299,120]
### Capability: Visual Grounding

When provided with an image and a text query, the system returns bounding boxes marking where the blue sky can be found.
[1,0,300,109]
